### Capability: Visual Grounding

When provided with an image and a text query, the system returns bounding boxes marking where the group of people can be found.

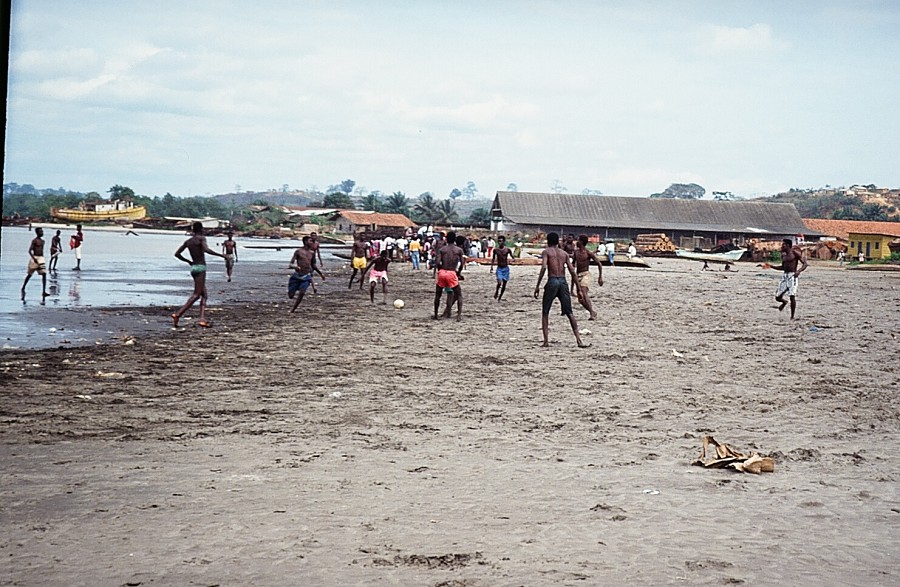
[166,223,810,345]
[21,224,84,301]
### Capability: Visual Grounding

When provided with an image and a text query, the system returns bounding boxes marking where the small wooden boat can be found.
[675,248,747,263]
[52,199,146,222]
[466,256,543,266]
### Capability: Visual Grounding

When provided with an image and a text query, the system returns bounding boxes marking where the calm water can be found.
[0,226,340,345]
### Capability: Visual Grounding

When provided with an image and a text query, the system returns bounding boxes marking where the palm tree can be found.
[436,199,459,224]
[361,193,383,212]
[413,192,439,224]
[384,191,410,216]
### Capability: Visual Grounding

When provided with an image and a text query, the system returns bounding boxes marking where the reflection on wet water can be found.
[1,226,346,346]
[68,271,81,302]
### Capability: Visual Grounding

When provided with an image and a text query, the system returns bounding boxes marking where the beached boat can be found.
[52,199,147,222]
[466,256,543,266]
[675,248,747,263]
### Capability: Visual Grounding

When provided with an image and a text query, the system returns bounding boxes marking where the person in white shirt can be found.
[597,242,606,261]
[627,242,637,259]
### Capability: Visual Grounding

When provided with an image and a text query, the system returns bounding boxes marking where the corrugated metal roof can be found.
[802,218,900,240]
[493,192,816,235]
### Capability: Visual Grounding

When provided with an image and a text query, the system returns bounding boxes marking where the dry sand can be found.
[1,258,898,586]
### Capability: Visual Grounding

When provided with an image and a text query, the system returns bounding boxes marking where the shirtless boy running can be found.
[22,227,48,301]
[288,236,323,313]
[571,234,603,320]
[766,238,808,319]
[534,232,589,348]
[172,222,226,327]
[490,235,515,301]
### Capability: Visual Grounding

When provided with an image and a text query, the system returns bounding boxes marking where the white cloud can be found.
[406,96,539,130]
[701,23,789,53]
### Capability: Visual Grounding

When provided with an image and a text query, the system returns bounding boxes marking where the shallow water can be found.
[0,226,342,345]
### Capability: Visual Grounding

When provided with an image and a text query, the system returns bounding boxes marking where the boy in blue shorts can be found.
[490,235,515,301]
[288,236,323,313]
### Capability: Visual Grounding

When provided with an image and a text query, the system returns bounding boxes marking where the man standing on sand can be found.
[71,224,84,270]
[571,234,603,320]
[605,240,615,265]
[534,232,590,348]
[433,231,465,321]
[348,234,369,288]
[22,227,49,301]
[363,250,392,304]
[49,229,62,272]
[172,222,226,328]
[490,235,515,301]
[221,232,238,282]
[765,238,808,320]
[288,236,323,313]
[409,237,422,270]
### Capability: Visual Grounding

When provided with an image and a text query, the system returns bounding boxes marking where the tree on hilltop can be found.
[322,192,355,209]
[650,183,705,199]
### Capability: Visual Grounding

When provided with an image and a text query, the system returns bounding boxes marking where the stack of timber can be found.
[634,233,676,256]
[747,239,782,262]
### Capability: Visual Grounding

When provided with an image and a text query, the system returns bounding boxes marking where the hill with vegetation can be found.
[755,185,900,221]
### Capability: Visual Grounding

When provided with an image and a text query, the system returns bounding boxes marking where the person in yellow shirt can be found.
[409,237,422,270]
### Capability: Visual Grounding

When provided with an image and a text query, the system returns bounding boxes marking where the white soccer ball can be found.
[393,299,405,309]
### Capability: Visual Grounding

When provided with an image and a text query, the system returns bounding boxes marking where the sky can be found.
[4,0,900,201]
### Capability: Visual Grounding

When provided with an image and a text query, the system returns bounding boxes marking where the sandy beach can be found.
[1,257,898,586]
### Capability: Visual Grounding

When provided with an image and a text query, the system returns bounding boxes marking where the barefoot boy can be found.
[172,222,226,327]
[221,232,238,282]
[571,234,603,320]
[288,236,320,313]
[22,227,48,301]
[490,235,515,301]
[363,250,392,304]
[534,232,589,348]
[348,235,369,289]
[433,232,465,321]
[767,238,808,319]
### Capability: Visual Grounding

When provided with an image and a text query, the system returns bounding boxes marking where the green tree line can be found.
[3,186,227,221]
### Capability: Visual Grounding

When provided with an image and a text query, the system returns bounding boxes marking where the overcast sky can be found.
[5,1,900,200]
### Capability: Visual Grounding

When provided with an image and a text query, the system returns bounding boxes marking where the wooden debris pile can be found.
[747,239,782,262]
[634,233,676,255]
[691,435,775,474]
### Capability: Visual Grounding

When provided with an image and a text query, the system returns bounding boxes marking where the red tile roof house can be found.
[329,210,417,235]
[803,218,900,260]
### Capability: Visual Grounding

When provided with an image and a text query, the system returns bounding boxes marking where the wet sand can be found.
[1,259,898,586]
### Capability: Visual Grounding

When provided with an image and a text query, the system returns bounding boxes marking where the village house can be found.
[328,210,416,235]
[491,191,816,249]
[802,218,900,260]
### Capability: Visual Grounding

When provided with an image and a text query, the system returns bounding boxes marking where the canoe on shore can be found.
[466,256,543,266]
[675,248,747,263]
